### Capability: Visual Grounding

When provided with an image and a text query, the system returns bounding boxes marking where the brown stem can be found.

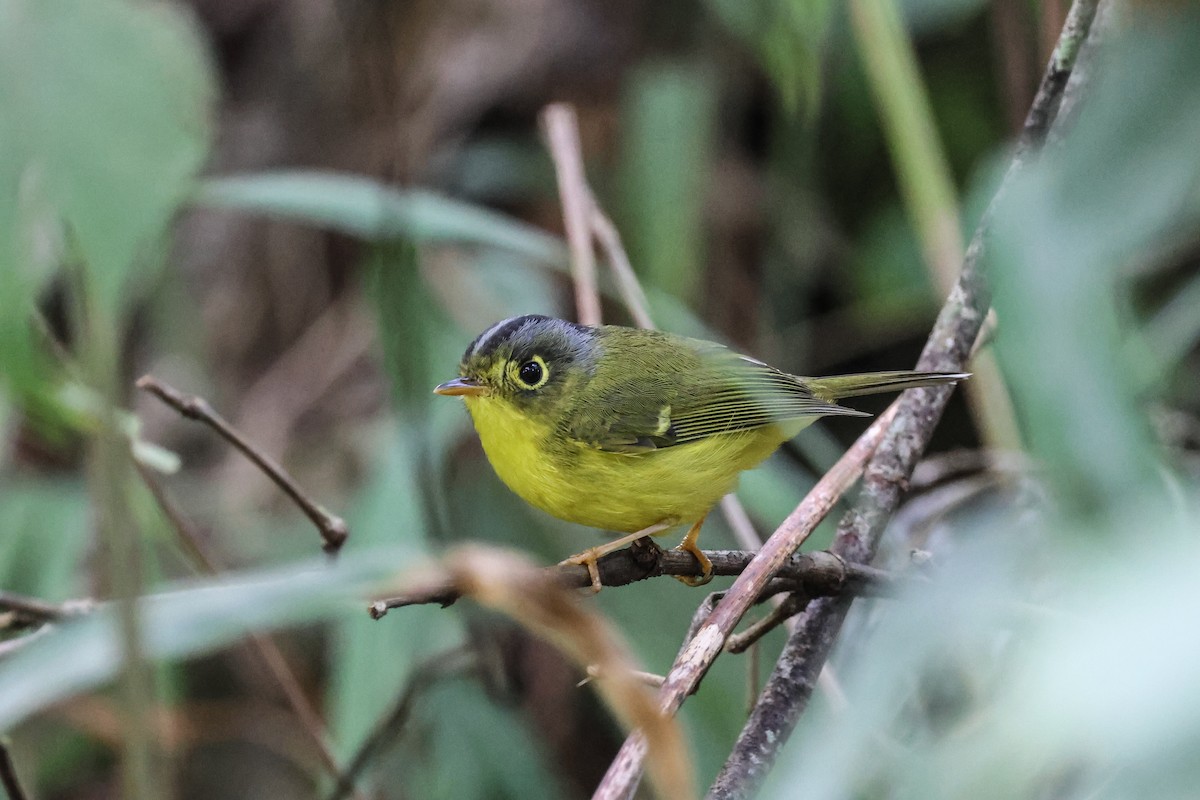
[706,3,1101,797]
[592,403,900,800]
[725,594,811,655]
[136,375,349,553]
[541,103,603,327]
[0,592,93,626]
[368,547,900,618]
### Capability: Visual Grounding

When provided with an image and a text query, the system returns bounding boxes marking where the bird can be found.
[435,314,967,590]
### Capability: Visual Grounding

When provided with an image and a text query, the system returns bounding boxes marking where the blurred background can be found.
[3,0,1200,798]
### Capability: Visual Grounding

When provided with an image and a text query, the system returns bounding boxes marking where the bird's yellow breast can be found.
[464,395,810,534]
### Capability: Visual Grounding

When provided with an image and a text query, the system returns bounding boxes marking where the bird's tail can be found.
[803,370,969,402]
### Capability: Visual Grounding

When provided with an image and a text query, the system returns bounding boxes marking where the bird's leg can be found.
[672,513,713,586]
[560,520,676,593]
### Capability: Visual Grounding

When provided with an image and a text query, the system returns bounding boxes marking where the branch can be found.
[136,375,349,553]
[537,102,774,580]
[589,205,656,330]
[542,104,603,327]
[0,591,93,627]
[707,3,1101,796]
[368,547,902,618]
[592,402,900,800]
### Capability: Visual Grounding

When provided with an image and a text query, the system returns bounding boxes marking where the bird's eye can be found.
[513,356,549,389]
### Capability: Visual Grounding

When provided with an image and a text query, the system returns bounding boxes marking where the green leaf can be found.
[0,480,90,600]
[988,10,1200,513]
[196,172,567,265]
[0,547,412,730]
[0,0,214,315]
[327,432,458,763]
[618,64,717,306]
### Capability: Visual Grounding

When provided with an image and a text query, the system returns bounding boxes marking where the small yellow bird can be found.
[435,315,966,588]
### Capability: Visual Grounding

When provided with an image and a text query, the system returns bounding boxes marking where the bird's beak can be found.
[433,377,489,397]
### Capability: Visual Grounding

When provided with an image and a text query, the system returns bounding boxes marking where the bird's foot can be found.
[560,521,676,593]
[672,515,713,586]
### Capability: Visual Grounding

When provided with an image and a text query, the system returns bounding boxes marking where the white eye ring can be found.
[512,355,549,390]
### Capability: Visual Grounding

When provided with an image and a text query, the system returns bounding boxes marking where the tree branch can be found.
[136,375,349,553]
[707,2,1100,796]
[368,547,902,618]
[541,103,603,327]
[592,402,902,800]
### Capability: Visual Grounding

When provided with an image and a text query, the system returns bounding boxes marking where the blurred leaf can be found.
[1143,267,1200,369]
[426,249,565,335]
[0,147,54,405]
[850,202,935,305]
[0,480,90,600]
[0,0,213,315]
[399,681,566,800]
[618,63,717,306]
[0,546,413,730]
[764,500,1200,800]
[327,430,458,765]
[706,0,834,119]
[368,242,440,410]
[988,10,1200,513]
[898,0,989,33]
[197,172,567,265]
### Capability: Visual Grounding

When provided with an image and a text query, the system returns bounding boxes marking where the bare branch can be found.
[541,103,603,327]
[368,547,901,617]
[725,594,811,655]
[0,591,93,627]
[707,3,1101,796]
[136,375,349,554]
[592,402,900,800]
[589,206,655,330]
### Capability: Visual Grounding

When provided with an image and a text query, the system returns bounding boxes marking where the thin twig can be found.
[719,495,763,551]
[592,402,902,800]
[0,592,93,626]
[589,206,655,329]
[135,465,363,799]
[368,547,900,617]
[542,104,603,327]
[580,665,666,690]
[707,3,1100,796]
[0,740,29,800]
[725,593,811,655]
[539,102,771,559]
[136,375,349,554]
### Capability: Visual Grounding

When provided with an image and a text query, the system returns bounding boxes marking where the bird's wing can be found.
[561,333,866,454]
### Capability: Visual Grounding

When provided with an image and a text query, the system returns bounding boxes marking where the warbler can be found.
[435,315,966,588]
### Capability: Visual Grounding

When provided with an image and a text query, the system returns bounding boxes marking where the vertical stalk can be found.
[76,274,160,800]
[849,0,1023,450]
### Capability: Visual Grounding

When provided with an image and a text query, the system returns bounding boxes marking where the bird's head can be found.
[433,315,598,414]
